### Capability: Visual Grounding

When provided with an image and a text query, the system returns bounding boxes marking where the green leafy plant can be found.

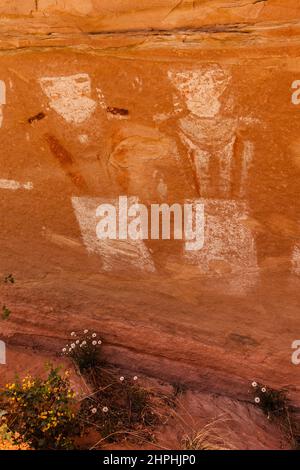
[0,424,30,450]
[2,305,11,320]
[0,367,80,450]
[62,330,102,372]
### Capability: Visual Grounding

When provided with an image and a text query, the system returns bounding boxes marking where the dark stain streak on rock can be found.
[107,106,129,116]
[228,333,259,347]
[28,112,46,124]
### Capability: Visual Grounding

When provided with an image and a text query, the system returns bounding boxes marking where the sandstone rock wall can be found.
[0,1,300,407]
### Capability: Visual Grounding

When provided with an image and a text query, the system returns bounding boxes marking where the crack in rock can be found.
[219,0,268,8]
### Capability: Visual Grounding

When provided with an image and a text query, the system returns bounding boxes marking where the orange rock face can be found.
[1,1,300,437]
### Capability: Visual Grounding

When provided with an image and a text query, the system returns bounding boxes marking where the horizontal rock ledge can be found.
[0,0,299,36]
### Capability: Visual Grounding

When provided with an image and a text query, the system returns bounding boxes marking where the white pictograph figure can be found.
[39,74,96,125]
[0,80,6,128]
[0,340,6,365]
[168,66,259,293]
[72,196,156,273]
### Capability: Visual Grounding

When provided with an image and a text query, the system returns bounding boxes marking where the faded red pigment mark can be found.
[44,134,87,191]
[28,112,46,124]
[106,107,129,116]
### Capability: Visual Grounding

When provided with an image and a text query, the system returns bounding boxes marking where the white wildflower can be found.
[261,387,266,393]
[102,407,109,413]
[92,333,97,338]
[255,397,260,404]
[71,343,76,349]
[133,376,138,381]
[92,341,97,346]
[62,348,66,353]
[84,329,88,334]
[71,332,76,337]
[98,340,102,345]
[251,381,257,388]
[91,408,97,414]
[120,377,125,382]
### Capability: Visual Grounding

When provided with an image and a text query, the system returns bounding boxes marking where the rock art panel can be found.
[0,1,299,410]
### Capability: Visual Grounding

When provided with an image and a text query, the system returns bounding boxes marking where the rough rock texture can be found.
[1,1,300,448]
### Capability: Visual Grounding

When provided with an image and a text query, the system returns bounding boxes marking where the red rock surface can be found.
[0,0,300,449]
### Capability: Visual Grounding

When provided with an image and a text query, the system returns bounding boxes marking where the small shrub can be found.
[79,368,162,446]
[250,381,300,448]
[251,381,287,418]
[62,330,102,371]
[0,424,30,450]
[0,367,80,450]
